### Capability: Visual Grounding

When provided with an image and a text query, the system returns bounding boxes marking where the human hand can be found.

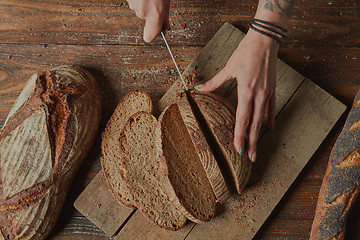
[127,0,170,42]
[197,28,279,162]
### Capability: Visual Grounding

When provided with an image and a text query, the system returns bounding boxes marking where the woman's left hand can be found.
[198,28,279,162]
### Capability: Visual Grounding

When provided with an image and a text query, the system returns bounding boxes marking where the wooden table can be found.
[0,0,359,239]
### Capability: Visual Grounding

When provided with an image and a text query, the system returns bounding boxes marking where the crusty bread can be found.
[0,65,101,240]
[157,104,216,223]
[189,90,252,194]
[310,89,360,240]
[176,91,230,202]
[119,111,187,230]
[101,90,152,208]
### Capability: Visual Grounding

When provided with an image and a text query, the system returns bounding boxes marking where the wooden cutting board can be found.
[74,22,346,239]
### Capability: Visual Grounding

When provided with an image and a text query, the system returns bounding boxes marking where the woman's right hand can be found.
[127,0,170,42]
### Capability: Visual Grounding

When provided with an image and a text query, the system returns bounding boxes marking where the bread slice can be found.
[101,90,152,208]
[176,91,230,202]
[157,104,216,223]
[189,90,252,193]
[119,112,187,230]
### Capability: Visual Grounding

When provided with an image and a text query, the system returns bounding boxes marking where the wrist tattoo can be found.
[263,0,294,17]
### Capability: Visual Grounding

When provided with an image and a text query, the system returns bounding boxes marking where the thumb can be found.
[197,67,232,92]
[144,17,163,42]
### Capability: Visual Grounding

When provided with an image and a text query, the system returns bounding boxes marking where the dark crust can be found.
[0,179,52,212]
[0,66,99,240]
[311,89,360,239]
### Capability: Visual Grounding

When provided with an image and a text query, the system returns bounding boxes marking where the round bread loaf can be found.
[0,65,101,240]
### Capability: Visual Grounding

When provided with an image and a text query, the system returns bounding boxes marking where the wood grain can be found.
[0,0,359,238]
[74,171,133,237]
[0,0,359,47]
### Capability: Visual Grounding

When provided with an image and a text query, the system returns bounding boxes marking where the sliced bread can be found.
[176,91,230,202]
[101,90,152,208]
[189,90,252,193]
[119,111,187,230]
[157,104,216,223]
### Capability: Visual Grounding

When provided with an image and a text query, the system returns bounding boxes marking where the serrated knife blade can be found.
[160,31,188,91]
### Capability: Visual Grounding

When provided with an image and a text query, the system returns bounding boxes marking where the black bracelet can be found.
[252,18,288,33]
[249,22,283,44]
[249,19,287,39]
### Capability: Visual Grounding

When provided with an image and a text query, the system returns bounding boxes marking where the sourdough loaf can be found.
[0,65,101,240]
[180,90,251,194]
[119,112,186,230]
[101,90,152,208]
[310,89,360,239]
[176,91,230,202]
[157,104,216,223]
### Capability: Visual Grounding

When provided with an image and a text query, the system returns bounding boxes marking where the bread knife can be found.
[160,30,188,91]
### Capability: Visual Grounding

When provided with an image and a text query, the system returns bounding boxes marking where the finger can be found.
[144,17,163,42]
[247,92,267,162]
[234,90,253,155]
[198,67,232,92]
[267,90,276,129]
[127,0,135,10]
[163,13,170,30]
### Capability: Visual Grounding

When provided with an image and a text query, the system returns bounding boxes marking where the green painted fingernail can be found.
[194,84,202,90]
[240,145,244,156]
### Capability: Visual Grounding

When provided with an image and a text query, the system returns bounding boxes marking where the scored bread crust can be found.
[189,90,252,194]
[0,65,101,240]
[310,89,360,240]
[119,111,187,231]
[101,90,152,208]
[176,91,230,202]
[157,104,216,223]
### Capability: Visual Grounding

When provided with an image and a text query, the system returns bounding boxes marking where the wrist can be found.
[247,18,286,47]
[247,28,280,50]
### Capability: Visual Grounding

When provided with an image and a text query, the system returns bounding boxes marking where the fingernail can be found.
[251,153,256,162]
[194,84,203,90]
[240,145,244,156]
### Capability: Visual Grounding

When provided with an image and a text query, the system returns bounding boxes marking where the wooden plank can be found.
[185,79,346,240]
[0,0,359,47]
[114,212,195,240]
[73,171,133,237]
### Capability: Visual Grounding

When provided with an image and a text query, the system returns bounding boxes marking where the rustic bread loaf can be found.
[101,90,152,208]
[0,65,101,240]
[119,111,187,230]
[157,104,216,223]
[176,91,230,202]
[310,89,360,240]
[186,90,252,194]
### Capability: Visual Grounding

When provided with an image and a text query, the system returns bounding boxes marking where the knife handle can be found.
[161,25,167,34]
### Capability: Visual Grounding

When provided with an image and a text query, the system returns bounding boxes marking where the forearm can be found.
[255,0,295,27]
